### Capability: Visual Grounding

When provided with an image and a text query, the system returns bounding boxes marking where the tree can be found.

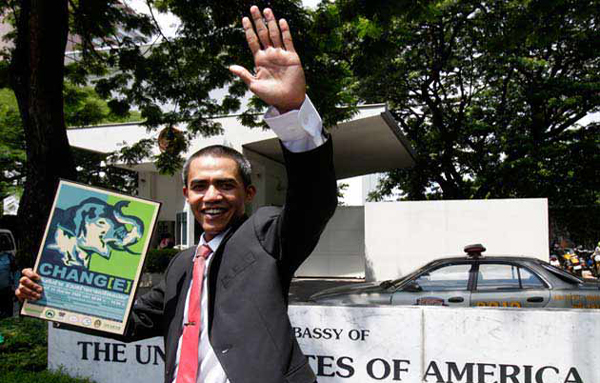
[324,0,599,206]
[0,84,141,201]
[1,0,354,258]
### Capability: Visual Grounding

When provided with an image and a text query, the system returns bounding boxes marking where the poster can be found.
[21,180,161,335]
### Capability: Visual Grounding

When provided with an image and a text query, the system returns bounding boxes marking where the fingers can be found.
[15,268,43,302]
[264,8,282,48]
[22,268,41,281]
[229,65,254,86]
[242,17,260,56]
[250,5,271,49]
[279,18,296,53]
[243,6,289,51]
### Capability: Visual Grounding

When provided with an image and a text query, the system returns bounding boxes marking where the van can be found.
[0,229,17,292]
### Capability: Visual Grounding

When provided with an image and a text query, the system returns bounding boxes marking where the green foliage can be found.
[0,85,141,199]
[0,317,47,373]
[63,83,142,127]
[336,182,349,206]
[78,0,357,171]
[328,0,600,207]
[0,317,95,383]
[143,248,179,273]
[0,89,25,199]
[1,1,357,190]
[0,370,96,383]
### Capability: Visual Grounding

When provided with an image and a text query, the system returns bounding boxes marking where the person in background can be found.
[158,233,175,250]
[0,250,17,318]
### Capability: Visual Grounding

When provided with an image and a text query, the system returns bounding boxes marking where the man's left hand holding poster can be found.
[19,180,161,335]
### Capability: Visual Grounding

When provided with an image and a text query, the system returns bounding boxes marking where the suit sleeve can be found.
[53,251,185,343]
[259,136,337,278]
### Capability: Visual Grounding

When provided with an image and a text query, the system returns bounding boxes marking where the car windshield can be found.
[389,267,427,289]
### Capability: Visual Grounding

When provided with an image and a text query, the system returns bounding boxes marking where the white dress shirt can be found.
[172,96,325,383]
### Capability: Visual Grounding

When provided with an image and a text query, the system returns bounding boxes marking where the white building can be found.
[67,104,416,278]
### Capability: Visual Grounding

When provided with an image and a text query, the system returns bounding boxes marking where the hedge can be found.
[0,316,96,383]
[142,248,179,273]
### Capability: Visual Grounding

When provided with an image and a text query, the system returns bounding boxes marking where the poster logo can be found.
[47,198,145,269]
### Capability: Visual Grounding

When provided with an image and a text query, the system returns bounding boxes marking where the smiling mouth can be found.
[202,207,228,218]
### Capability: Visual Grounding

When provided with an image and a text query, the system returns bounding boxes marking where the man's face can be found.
[183,155,256,241]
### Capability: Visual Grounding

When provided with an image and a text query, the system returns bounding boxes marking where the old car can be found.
[309,244,600,309]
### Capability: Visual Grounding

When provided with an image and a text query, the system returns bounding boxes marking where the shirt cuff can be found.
[263,96,326,153]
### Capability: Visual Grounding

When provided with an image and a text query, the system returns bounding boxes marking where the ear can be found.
[182,186,189,202]
[244,185,256,203]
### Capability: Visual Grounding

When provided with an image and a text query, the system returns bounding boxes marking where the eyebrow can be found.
[189,177,239,187]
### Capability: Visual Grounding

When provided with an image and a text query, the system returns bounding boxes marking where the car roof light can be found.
[464,243,486,258]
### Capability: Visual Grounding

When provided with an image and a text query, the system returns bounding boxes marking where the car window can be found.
[519,267,545,288]
[477,264,545,290]
[477,264,520,290]
[540,263,583,285]
[412,264,471,292]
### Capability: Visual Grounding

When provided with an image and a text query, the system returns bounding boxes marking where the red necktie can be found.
[176,244,212,383]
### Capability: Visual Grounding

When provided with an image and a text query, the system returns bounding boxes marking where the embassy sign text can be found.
[49,305,600,383]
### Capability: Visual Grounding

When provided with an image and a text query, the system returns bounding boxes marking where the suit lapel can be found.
[206,215,247,333]
[166,246,196,374]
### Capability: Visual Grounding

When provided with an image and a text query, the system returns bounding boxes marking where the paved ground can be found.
[288,278,364,303]
[134,276,363,303]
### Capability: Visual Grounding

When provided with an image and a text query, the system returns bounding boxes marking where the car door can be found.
[471,262,551,308]
[391,263,473,307]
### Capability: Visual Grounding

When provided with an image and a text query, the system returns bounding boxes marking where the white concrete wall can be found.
[243,148,287,213]
[137,172,183,223]
[365,198,549,282]
[49,305,600,383]
[297,206,365,278]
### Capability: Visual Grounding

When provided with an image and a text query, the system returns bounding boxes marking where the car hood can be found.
[310,281,387,301]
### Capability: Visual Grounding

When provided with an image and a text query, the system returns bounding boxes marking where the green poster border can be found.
[21,179,162,335]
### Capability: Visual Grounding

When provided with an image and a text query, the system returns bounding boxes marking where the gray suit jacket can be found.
[125,138,337,383]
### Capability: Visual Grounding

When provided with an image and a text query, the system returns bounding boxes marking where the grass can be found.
[0,316,96,383]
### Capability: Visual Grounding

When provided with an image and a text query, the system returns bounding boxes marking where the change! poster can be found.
[22,180,161,335]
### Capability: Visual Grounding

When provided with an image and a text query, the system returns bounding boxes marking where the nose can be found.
[203,184,222,202]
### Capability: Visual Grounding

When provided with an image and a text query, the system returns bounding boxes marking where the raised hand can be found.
[229,6,306,114]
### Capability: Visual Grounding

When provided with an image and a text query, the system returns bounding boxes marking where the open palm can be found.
[230,7,306,114]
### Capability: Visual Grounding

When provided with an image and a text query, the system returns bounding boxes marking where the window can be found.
[519,267,545,288]
[541,263,582,285]
[176,212,187,247]
[412,264,471,292]
[477,264,545,290]
[477,264,520,290]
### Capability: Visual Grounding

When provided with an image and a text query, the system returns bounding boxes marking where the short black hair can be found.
[182,145,252,188]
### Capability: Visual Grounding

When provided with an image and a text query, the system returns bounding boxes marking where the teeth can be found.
[205,209,224,214]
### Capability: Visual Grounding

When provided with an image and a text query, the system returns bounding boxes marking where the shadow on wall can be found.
[365,251,376,282]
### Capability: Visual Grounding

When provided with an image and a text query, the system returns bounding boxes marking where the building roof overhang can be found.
[67,104,415,179]
[243,109,415,179]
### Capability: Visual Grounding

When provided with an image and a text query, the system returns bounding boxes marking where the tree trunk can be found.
[10,0,76,265]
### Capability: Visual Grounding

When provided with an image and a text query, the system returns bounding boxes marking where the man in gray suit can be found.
[17,6,337,383]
